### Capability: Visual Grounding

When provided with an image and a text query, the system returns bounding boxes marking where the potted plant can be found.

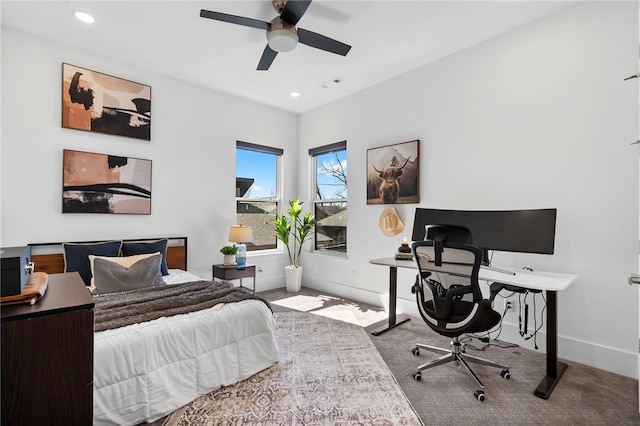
[220,244,238,266]
[273,199,317,292]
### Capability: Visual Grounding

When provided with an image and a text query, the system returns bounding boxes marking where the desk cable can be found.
[515,288,547,350]
[462,302,518,352]
[465,284,547,352]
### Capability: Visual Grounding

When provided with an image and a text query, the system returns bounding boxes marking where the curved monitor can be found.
[411,208,557,256]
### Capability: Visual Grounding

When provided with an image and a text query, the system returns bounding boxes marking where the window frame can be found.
[310,141,347,256]
[235,141,283,252]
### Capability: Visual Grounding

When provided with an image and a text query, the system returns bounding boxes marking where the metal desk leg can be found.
[534,290,568,399]
[371,265,411,336]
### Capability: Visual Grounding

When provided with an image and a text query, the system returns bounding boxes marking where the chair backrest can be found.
[411,239,485,336]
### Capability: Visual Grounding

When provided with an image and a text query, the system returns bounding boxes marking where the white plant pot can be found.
[223,254,235,266]
[285,265,303,292]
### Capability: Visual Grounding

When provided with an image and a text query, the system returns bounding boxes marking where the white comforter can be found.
[93,271,279,425]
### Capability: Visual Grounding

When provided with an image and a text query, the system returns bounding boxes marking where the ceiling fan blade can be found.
[200,9,269,30]
[298,28,351,56]
[280,0,312,26]
[257,45,278,70]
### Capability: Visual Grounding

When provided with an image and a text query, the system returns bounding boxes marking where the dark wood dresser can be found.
[1,272,94,425]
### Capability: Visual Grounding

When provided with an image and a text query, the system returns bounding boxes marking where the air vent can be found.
[319,77,343,89]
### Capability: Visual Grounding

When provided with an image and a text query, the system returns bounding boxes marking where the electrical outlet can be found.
[506,298,516,311]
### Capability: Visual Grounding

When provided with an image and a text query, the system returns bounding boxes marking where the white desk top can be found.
[369,257,577,292]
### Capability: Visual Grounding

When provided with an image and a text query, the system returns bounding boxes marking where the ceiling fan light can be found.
[267,28,298,52]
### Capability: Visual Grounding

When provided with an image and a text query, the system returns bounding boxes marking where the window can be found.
[236,141,283,251]
[310,141,347,254]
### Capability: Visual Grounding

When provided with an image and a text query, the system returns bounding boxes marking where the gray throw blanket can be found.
[93,280,272,332]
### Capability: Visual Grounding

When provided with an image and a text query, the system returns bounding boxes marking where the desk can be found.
[369,257,577,399]
[369,258,413,337]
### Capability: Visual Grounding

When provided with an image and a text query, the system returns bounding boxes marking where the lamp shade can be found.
[228,225,253,243]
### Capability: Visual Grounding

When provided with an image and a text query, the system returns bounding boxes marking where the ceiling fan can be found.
[200,0,351,71]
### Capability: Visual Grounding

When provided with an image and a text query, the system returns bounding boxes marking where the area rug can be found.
[163,311,424,425]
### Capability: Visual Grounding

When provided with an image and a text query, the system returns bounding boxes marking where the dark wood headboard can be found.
[29,237,187,274]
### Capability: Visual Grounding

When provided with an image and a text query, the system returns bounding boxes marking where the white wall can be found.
[298,1,639,378]
[0,27,298,284]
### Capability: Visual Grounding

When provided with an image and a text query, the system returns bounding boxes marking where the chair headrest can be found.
[425,225,472,244]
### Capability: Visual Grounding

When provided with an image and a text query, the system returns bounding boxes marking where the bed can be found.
[30,237,280,426]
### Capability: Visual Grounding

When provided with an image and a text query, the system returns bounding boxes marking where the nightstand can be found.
[213,263,256,293]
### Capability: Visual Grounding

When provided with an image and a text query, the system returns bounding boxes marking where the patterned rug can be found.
[163,311,424,425]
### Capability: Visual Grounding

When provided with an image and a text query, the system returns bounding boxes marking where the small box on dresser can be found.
[0,246,32,296]
[1,272,94,425]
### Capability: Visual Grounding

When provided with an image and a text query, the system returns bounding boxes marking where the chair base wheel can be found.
[412,347,420,356]
[474,390,485,401]
[501,369,511,380]
[412,371,422,381]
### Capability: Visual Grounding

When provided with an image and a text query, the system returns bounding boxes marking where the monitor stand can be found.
[483,264,517,276]
[482,250,516,275]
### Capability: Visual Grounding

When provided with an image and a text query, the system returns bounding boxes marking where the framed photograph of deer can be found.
[367,140,420,205]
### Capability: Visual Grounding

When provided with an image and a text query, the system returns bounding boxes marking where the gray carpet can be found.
[261,287,639,426]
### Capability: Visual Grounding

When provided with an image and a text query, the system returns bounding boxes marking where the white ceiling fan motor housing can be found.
[267,18,299,52]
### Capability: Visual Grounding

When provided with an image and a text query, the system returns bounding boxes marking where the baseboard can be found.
[253,276,288,292]
[303,277,638,380]
[303,277,398,309]
[500,321,637,379]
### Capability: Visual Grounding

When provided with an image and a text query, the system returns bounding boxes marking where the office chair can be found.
[411,230,510,401]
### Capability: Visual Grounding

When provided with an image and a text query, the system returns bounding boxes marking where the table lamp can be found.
[228,225,253,267]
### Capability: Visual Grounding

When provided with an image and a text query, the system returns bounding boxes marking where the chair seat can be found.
[424,300,502,338]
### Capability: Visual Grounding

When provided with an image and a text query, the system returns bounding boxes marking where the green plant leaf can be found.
[273,199,316,267]
[220,244,238,255]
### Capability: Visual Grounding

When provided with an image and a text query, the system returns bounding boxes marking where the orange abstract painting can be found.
[62,63,151,141]
[63,150,151,214]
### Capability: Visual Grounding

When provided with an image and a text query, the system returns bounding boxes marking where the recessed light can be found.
[290,91,301,98]
[74,11,95,24]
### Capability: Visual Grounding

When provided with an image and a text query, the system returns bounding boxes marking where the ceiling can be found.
[1,1,576,114]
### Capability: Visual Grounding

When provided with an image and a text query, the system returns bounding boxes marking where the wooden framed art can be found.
[366,139,420,205]
[62,63,151,141]
[62,149,152,214]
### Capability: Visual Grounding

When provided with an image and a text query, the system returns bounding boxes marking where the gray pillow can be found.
[93,254,164,294]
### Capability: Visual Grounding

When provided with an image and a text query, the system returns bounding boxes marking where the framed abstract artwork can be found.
[62,63,151,141]
[366,140,420,205]
[62,149,152,214]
